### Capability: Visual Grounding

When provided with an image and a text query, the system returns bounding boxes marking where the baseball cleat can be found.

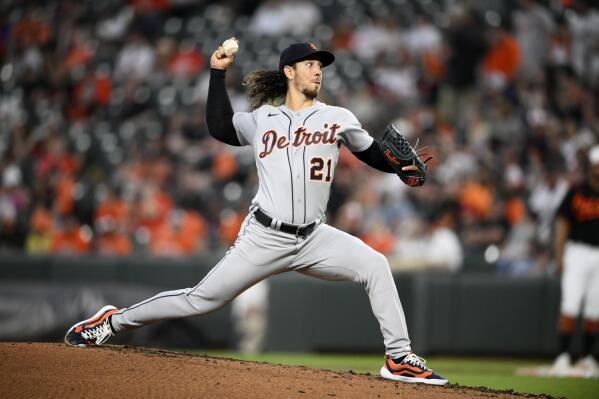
[549,352,572,377]
[380,353,448,385]
[64,305,118,347]
[575,355,599,378]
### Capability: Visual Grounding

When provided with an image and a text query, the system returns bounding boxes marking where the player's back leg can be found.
[65,214,294,345]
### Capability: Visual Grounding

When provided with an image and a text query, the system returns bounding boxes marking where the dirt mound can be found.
[0,343,554,398]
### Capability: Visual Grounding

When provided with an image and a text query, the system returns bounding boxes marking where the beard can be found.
[302,86,319,100]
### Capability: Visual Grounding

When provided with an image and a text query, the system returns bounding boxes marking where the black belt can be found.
[254,209,317,238]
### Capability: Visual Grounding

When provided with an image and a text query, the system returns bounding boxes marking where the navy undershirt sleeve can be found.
[352,140,395,173]
[206,68,242,146]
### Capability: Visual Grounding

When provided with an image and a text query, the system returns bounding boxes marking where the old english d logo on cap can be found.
[278,43,335,70]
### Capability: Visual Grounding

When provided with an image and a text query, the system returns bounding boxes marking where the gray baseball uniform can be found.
[110,101,412,358]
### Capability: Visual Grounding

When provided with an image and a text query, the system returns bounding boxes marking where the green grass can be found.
[183,351,599,399]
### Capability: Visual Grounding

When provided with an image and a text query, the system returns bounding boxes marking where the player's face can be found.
[290,59,323,99]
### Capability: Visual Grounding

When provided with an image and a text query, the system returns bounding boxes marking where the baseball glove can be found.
[380,125,431,187]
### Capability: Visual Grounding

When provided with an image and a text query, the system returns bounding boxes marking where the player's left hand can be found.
[379,125,430,187]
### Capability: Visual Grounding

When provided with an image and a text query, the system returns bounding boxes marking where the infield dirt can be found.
[0,342,556,398]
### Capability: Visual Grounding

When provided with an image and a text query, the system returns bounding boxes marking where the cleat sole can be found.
[380,366,448,386]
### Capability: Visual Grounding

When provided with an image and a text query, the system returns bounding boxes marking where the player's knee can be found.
[559,315,577,333]
[186,289,228,313]
[583,319,599,334]
[366,252,391,279]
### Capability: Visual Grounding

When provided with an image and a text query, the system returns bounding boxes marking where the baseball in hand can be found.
[222,38,239,56]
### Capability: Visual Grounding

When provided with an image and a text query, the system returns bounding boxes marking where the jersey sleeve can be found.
[232,111,257,146]
[337,108,374,152]
[556,188,574,219]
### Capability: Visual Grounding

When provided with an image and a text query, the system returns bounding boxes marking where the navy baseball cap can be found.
[278,42,335,71]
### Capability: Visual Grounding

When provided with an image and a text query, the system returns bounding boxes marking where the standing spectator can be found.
[512,0,554,79]
[551,145,599,377]
[481,19,521,91]
[566,0,599,87]
[0,164,29,250]
[404,14,442,57]
[529,166,569,245]
[231,280,269,354]
[115,33,155,81]
[249,0,321,37]
[438,6,487,129]
[496,206,536,275]
[350,16,402,61]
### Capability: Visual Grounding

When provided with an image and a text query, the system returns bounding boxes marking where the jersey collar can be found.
[279,101,326,116]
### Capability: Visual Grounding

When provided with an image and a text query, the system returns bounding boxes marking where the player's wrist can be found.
[210,68,227,77]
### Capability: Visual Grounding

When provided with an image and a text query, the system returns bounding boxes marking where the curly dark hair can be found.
[243,69,288,109]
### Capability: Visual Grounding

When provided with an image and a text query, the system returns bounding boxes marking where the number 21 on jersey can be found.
[310,157,332,182]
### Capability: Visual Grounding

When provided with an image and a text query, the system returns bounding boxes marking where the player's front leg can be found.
[293,224,447,385]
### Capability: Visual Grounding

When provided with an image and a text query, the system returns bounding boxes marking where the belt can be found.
[254,208,317,238]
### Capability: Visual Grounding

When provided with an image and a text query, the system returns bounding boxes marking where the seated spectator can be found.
[94,186,130,229]
[168,39,204,78]
[25,206,53,255]
[460,176,493,219]
[390,203,463,272]
[133,183,173,238]
[94,216,132,256]
[149,208,207,256]
[359,217,395,255]
[219,208,245,246]
[496,206,537,275]
[330,17,355,52]
[175,209,208,254]
[50,216,91,255]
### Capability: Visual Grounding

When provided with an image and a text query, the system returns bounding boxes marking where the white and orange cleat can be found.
[380,353,448,385]
[64,305,118,347]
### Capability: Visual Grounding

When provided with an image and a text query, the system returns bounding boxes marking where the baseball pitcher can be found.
[65,39,446,385]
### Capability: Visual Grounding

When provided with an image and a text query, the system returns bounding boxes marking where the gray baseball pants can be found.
[110,211,412,358]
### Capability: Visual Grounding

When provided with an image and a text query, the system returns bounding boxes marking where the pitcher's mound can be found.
[0,343,551,398]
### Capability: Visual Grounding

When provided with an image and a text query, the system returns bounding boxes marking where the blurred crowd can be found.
[0,0,598,275]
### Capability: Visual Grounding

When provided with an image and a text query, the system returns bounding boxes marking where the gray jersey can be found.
[233,101,373,224]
